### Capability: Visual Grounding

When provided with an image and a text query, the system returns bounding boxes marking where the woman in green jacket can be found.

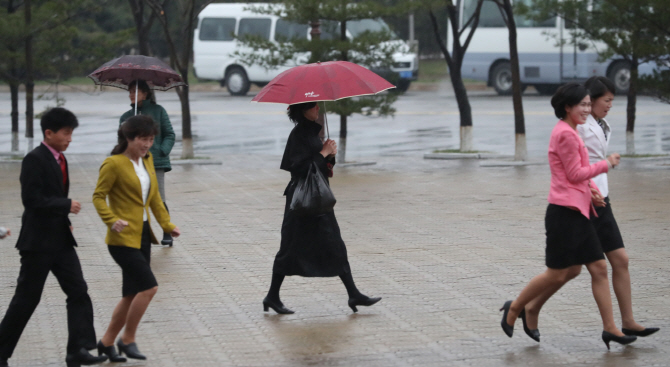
[120,79,176,246]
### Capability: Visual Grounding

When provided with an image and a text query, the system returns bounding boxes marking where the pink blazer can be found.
[547,120,609,218]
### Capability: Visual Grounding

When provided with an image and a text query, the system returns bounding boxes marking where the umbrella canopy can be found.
[87,55,186,91]
[251,61,395,105]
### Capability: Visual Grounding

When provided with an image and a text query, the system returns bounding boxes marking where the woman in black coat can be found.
[263,101,381,314]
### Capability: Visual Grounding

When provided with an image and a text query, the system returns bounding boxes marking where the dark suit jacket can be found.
[15,143,76,251]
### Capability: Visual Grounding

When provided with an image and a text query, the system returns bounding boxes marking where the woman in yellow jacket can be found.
[93,115,180,361]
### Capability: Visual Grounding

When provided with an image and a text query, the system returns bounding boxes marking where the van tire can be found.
[607,61,630,94]
[491,62,513,95]
[226,67,250,96]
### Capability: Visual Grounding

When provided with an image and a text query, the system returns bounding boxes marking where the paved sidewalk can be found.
[0,154,668,367]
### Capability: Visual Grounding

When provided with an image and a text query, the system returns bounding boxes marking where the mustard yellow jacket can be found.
[93,153,176,249]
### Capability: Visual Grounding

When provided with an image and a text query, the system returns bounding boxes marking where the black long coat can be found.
[272,118,351,277]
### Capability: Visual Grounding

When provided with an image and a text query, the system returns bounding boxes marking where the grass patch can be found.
[621,154,669,158]
[417,59,448,83]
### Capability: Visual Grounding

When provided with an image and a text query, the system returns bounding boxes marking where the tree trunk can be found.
[503,0,526,161]
[625,60,638,155]
[176,84,193,159]
[24,0,34,152]
[337,114,347,163]
[10,80,19,152]
[450,67,473,151]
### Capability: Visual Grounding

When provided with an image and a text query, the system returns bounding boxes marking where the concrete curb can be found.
[171,159,223,166]
[424,153,512,160]
[337,161,377,167]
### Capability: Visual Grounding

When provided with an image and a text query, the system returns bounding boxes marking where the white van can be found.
[193,3,419,96]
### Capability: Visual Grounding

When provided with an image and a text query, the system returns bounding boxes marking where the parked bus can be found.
[452,0,656,95]
[193,3,419,96]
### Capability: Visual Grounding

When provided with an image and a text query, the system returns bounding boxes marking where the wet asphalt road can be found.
[1,81,670,158]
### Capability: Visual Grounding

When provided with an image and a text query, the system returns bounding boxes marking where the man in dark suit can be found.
[0,108,106,367]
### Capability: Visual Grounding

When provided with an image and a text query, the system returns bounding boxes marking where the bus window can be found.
[275,19,309,41]
[199,18,236,41]
[462,0,556,28]
[239,18,272,40]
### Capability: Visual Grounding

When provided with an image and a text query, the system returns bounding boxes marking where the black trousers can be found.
[0,246,96,358]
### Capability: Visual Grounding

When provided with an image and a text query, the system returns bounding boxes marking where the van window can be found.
[238,18,272,40]
[199,18,236,41]
[275,19,309,41]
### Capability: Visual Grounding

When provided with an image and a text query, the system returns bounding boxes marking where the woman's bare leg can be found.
[606,248,645,330]
[507,265,581,326]
[120,286,158,344]
[585,260,623,335]
[100,295,134,346]
[523,266,582,329]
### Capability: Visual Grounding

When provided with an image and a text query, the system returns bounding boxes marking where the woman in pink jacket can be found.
[499,83,634,350]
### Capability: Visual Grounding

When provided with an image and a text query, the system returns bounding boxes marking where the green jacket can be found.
[120,101,175,172]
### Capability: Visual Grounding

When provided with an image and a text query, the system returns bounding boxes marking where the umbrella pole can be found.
[323,102,329,140]
[134,87,138,116]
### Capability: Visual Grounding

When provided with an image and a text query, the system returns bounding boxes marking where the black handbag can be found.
[290,161,336,216]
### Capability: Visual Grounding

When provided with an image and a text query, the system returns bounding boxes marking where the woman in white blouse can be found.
[93,116,181,361]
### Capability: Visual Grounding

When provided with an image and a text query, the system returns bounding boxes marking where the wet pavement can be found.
[0,84,669,366]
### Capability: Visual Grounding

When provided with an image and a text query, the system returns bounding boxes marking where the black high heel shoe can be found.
[602,331,637,350]
[622,327,660,337]
[116,338,146,360]
[97,340,126,363]
[263,297,295,314]
[348,296,381,313]
[500,300,514,337]
[519,309,540,342]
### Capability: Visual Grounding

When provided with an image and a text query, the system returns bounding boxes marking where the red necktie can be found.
[59,153,67,188]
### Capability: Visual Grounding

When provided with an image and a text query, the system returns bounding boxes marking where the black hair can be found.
[550,83,589,119]
[584,76,616,101]
[287,102,317,123]
[129,79,155,103]
[111,115,159,155]
[40,107,79,137]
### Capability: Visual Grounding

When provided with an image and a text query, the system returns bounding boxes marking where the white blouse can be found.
[130,158,150,221]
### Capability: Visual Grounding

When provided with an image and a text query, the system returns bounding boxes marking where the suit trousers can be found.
[0,246,96,358]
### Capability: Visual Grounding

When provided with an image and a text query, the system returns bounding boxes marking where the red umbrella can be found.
[251,61,395,105]
[88,55,186,91]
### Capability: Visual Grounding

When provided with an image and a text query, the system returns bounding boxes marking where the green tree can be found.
[0,0,130,152]
[235,1,401,163]
[523,0,670,154]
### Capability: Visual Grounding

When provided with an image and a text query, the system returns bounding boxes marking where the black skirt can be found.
[591,197,625,253]
[108,221,157,296]
[545,204,605,269]
[272,185,351,277]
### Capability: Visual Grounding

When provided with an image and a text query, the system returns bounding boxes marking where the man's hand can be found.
[70,200,81,214]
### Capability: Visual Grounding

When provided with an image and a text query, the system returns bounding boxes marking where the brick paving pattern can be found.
[0,154,668,367]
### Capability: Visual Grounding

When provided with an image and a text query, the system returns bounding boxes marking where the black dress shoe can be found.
[348,295,381,313]
[116,338,146,360]
[602,331,637,350]
[622,327,660,337]
[97,340,127,362]
[519,309,540,342]
[161,232,173,246]
[500,300,514,337]
[65,347,108,367]
[263,297,295,314]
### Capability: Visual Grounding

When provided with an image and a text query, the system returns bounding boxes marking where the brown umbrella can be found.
[88,55,187,115]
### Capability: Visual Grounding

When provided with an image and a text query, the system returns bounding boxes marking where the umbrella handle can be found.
[134,87,138,116]
[323,102,329,140]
